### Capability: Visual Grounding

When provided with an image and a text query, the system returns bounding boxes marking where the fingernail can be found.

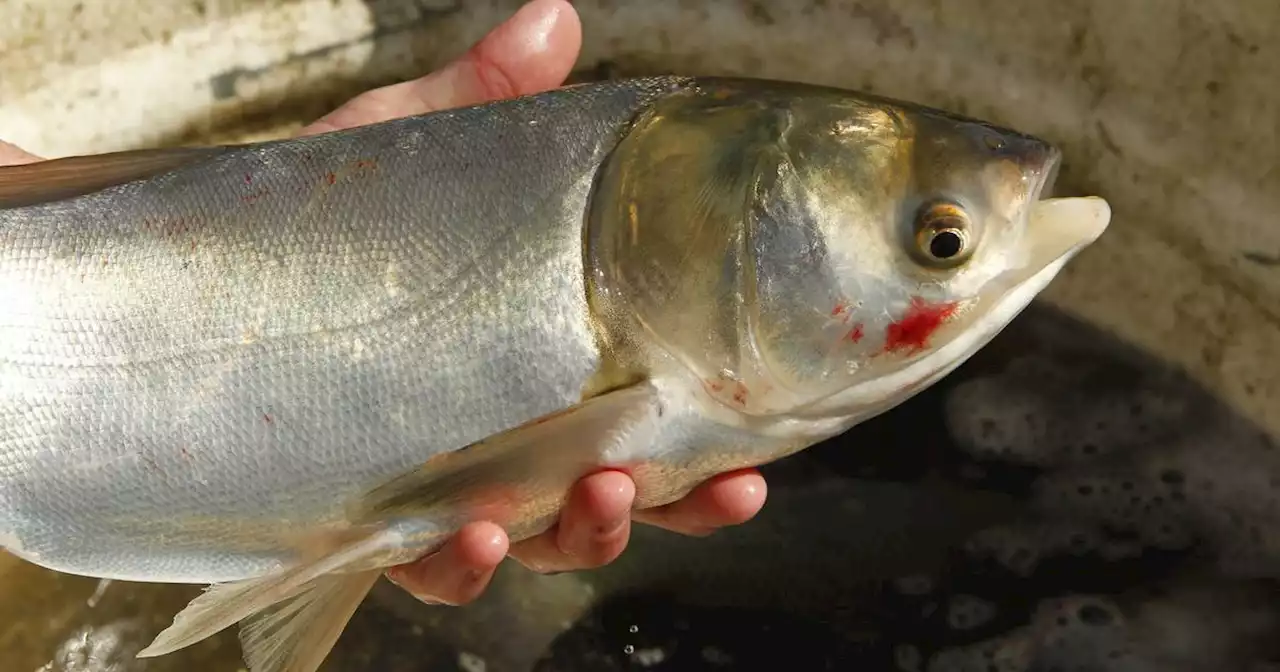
[519,0,562,53]
[387,571,442,604]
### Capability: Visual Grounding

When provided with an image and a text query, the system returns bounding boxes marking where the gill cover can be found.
[585,79,883,417]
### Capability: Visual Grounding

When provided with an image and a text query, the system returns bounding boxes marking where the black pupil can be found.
[929,229,964,259]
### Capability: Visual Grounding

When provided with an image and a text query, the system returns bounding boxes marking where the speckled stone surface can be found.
[2,1,1279,671]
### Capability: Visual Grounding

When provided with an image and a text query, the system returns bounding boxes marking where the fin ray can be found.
[136,528,399,659]
[239,569,382,672]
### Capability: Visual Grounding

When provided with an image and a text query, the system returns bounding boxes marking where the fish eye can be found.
[912,200,974,267]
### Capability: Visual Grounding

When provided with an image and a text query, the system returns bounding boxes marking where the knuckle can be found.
[462,49,520,101]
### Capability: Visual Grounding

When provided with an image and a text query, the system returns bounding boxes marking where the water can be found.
[5,302,1278,671]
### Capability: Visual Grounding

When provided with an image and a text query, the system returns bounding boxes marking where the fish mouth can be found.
[1022,196,1112,265]
[1019,146,1111,268]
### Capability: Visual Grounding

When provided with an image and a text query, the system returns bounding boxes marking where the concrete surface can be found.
[1,1,1278,671]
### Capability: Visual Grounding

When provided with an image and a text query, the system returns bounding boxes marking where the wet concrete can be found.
[7,301,1280,671]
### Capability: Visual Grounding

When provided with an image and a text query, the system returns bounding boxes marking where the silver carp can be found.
[0,76,1110,671]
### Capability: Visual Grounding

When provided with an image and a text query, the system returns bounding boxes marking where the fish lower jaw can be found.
[777,260,1077,431]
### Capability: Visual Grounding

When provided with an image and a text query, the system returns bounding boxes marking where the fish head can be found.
[586,79,1109,425]
[740,86,1112,421]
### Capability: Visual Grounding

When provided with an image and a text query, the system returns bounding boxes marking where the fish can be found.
[0,75,1110,671]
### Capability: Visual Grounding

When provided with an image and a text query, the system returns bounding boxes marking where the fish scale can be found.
[0,77,680,580]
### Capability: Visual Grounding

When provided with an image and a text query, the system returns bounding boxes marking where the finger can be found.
[301,0,581,135]
[0,139,42,166]
[633,469,767,536]
[384,521,509,606]
[508,470,634,574]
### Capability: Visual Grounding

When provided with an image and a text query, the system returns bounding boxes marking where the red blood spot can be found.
[241,190,269,204]
[731,382,749,405]
[882,297,958,355]
[244,174,252,185]
[831,302,847,317]
[325,172,336,185]
[263,413,273,424]
[161,218,188,236]
[847,323,865,342]
[354,159,376,170]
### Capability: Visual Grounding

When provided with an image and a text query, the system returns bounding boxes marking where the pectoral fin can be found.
[352,382,663,525]
[136,382,662,671]
[136,526,400,672]
[0,146,226,208]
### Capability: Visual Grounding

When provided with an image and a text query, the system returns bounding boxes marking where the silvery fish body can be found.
[0,76,1110,671]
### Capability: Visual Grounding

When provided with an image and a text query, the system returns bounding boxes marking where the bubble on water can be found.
[628,624,639,633]
[964,520,1110,576]
[701,645,733,666]
[633,647,667,667]
[895,643,922,672]
[458,651,487,672]
[43,618,149,672]
[1021,425,1280,576]
[947,594,997,631]
[1033,467,1195,552]
[948,348,1280,578]
[894,573,935,595]
[623,644,635,655]
[943,354,1191,468]
[927,579,1280,671]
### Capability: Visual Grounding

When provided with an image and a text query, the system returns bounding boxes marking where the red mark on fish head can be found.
[882,297,958,355]
[847,323,865,342]
[244,174,253,185]
[325,172,336,185]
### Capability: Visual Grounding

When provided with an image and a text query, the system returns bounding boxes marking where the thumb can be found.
[301,0,581,136]
[0,139,43,166]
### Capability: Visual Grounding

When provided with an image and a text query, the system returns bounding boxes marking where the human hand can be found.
[0,0,768,608]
